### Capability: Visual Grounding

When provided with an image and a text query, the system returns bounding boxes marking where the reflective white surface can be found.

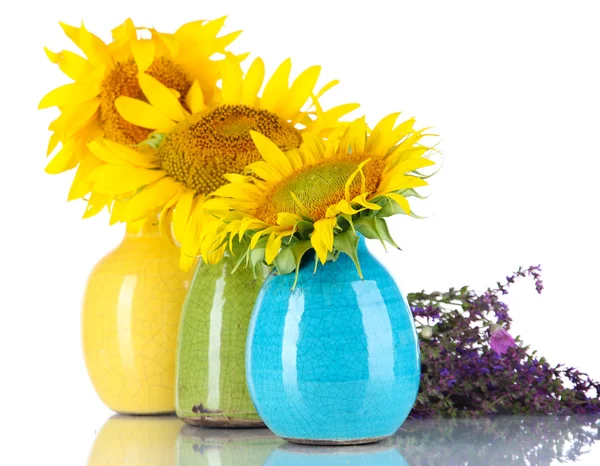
[78,414,600,465]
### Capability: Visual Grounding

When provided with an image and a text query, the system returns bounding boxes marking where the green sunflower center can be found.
[257,155,386,224]
[157,104,302,194]
[99,57,192,145]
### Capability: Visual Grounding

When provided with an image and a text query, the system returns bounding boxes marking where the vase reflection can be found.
[177,425,284,465]
[263,442,408,466]
[87,415,181,465]
[87,414,600,465]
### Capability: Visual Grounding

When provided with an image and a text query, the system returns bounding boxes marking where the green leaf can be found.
[333,230,363,279]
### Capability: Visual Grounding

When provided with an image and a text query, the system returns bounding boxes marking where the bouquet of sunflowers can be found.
[40,17,435,275]
[40,17,437,445]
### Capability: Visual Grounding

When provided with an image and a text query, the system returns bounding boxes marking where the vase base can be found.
[114,410,175,416]
[283,436,387,446]
[181,416,266,428]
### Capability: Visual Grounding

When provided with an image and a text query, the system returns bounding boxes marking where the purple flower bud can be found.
[490,327,517,355]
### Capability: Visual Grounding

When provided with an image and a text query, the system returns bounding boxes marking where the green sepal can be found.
[399,188,428,200]
[249,247,266,278]
[338,213,356,232]
[296,221,315,240]
[374,197,406,219]
[274,247,296,275]
[288,239,314,289]
[333,230,363,279]
[354,216,400,251]
[138,132,165,150]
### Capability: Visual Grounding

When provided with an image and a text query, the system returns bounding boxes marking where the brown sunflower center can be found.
[257,155,386,224]
[99,58,192,144]
[157,104,302,194]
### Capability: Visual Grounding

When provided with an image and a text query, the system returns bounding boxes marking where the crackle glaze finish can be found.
[176,255,266,426]
[82,223,193,414]
[246,239,420,444]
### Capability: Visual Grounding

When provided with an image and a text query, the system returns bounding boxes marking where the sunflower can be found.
[207,114,437,282]
[86,55,359,269]
[39,17,241,218]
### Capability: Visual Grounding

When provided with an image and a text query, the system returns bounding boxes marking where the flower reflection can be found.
[87,415,181,465]
[394,415,600,466]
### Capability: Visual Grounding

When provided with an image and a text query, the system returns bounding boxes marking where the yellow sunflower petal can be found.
[281,65,321,119]
[315,79,339,99]
[124,177,183,221]
[115,96,176,131]
[382,192,411,215]
[59,22,81,47]
[340,118,368,155]
[130,40,155,73]
[45,142,77,174]
[365,112,401,154]
[82,193,113,219]
[44,48,92,81]
[88,165,167,195]
[185,80,206,114]
[260,58,291,112]
[38,81,100,109]
[378,174,428,195]
[249,131,294,176]
[68,153,103,200]
[265,232,284,264]
[138,73,188,122]
[344,158,371,201]
[352,193,382,211]
[311,218,337,264]
[325,199,362,218]
[221,56,243,104]
[277,212,302,227]
[172,190,195,243]
[101,140,158,168]
[242,58,265,106]
[79,22,114,69]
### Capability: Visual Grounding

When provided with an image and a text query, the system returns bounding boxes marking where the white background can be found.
[1,0,599,464]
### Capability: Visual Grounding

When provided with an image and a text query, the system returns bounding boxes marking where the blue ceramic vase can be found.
[246,238,421,445]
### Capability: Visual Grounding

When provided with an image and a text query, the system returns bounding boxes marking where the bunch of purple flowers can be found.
[407,266,600,417]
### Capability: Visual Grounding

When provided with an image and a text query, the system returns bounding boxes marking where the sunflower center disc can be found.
[157,104,302,194]
[99,58,192,144]
[258,155,385,223]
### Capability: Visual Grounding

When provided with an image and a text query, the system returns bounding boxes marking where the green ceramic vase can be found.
[176,255,266,427]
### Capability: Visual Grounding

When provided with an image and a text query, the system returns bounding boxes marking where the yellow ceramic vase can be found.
[82,222,193,414]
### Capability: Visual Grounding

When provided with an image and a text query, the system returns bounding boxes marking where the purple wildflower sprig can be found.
[407,266,599,418]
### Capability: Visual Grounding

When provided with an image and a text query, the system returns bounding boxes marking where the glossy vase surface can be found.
[82,222,193,414]
[246,238,420,445]
[176,254,266,427]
